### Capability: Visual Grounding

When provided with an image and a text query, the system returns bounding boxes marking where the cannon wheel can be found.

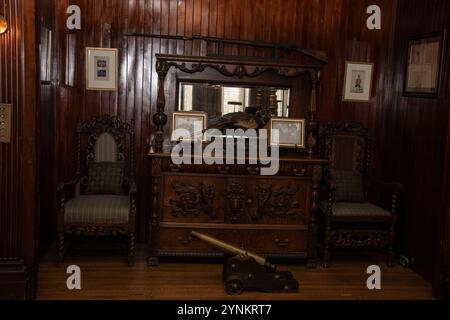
[226,277,244,295]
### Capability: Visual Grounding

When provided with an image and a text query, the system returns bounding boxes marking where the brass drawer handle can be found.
[275,238,290,248]
[293,167,307,177]
[169,164,182,172]
[247,167,260,175]
[217,165,231,174]
[178,236,194,245]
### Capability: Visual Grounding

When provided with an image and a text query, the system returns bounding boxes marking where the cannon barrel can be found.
[191,231,267,266]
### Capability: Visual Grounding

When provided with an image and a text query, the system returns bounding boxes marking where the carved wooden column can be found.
[153,60,169,153]
[269,89,278,116]
[307,164,322,268]
[148,156,163,266]
[307,71,321,158]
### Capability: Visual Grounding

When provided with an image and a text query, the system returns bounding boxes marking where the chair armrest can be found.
[128,176,137,196]
[320,181,337,193]
[56,177,80,231]
[365,175,403,215]
[57,177,80,201]
[365,175,403,192]
[319,182,336,220]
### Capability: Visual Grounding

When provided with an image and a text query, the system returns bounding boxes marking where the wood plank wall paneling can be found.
[47,0,399,243]
[386,0,450,292]
[37,0,56,255]
[0,0,38,299]
[0,0,23,260]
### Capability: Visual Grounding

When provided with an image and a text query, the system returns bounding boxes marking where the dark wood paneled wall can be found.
[0,0,38,299]
[37,0,56,255]
[384,0,450,293]
[47,0,398,243]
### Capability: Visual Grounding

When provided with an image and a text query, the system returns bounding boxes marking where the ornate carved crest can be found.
[320,122,371,179]
[170,182,216,219]
[226,181,247,223]
[257,184,301,220]
[78,115,133,163]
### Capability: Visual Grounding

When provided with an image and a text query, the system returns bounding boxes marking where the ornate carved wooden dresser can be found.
[148,53,327,267]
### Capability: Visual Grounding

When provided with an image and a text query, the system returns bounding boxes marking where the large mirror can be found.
[178,82,291,118]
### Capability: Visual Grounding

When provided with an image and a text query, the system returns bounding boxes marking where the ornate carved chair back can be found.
[75,115,135,193]
[322,122,371,201]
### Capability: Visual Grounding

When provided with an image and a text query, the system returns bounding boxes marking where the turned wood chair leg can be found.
[323,241,331,268]
[57,232,65,267]
[323,224,331,268]
[128,232,135,267]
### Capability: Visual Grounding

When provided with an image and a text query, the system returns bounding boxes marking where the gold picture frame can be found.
[269,118,305,148]
[171,111,207,142]
[86,47,119,91]
[342,61,374,103]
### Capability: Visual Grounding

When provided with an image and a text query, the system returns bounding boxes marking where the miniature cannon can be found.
[191,231,299,295]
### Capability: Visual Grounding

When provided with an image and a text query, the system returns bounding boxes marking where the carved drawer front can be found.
[159,227,307,256]
[159,227,245,253]
[243,230,307,254]
[161,174,226,223]
[245,177,311,226]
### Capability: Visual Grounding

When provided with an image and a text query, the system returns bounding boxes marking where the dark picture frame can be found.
[404,30,447,98]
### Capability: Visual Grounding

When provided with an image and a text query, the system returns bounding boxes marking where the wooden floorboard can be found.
[37,245,433,300]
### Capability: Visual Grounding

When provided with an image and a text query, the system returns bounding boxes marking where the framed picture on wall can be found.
[269,118,306,148]
[171,112,207,142]
[404,30,447,97]
[342,61,374,103]
[86,47,118,91]
[40,27,52,83]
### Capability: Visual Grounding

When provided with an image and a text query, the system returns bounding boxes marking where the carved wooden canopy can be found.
[155,54,327,79]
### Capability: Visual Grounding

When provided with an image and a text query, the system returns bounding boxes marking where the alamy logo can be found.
[66,265,82,290]
[366,265,381,290]
[366,5,381,30]
[66,5,81,30]
[171,127,280,176]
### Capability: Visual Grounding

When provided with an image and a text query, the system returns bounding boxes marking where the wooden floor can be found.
[37,245,433,300]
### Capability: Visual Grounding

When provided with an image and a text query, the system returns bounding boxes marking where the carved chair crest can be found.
[76,115,135,176]
[320,122,371,180]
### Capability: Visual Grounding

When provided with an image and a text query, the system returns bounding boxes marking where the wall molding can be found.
[0,258,32,300]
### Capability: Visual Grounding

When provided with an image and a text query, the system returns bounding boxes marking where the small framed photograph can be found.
[269,118,305,148]
[404,30,447,97]
[171,112,207,142]
[86,47,118,91]
[343,61,374,102]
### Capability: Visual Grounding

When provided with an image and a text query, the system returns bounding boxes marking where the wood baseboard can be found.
[0,258,33,300]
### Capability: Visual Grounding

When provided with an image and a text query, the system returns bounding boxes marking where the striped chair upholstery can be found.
[64,195,130,224]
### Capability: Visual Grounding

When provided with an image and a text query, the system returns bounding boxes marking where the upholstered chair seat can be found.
[332,202,390,217]
[64,195,130,224]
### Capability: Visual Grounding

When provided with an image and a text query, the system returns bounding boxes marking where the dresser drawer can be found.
[161,173,311,226]
[243,230,307,253]
[161,174,226,223]
[159,226,307,256]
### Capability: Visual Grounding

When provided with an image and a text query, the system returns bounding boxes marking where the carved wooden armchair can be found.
[319,122,403,267]
[57,115,136,267]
